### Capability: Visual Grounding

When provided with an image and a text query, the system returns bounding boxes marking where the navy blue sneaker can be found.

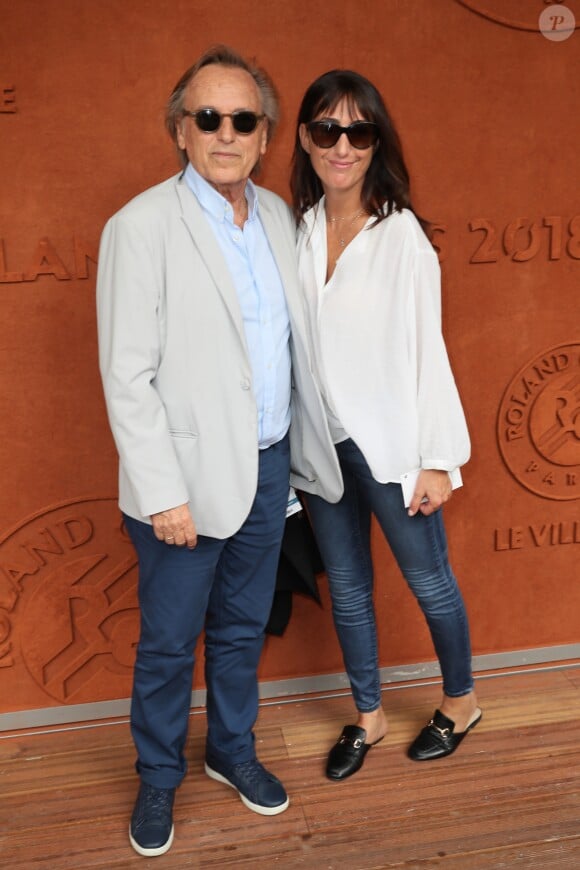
[129,782,175,857]
[205,756,289,816]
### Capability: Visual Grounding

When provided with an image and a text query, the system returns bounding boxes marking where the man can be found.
[96,46,342,857]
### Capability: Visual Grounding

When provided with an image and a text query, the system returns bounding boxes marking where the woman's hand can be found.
[151,503,198,548]
[408,470,452,517]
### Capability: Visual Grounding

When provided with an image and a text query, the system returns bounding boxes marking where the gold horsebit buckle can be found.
[429,718,451,738]
[339,735,364,749]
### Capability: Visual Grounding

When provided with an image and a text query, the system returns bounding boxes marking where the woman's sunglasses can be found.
[182,108,265,135]
[307,120,379,150]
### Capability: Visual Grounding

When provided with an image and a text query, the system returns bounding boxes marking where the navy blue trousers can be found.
[124,435,290,789]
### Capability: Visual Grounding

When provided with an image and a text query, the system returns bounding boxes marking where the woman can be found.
[290,70,481,781]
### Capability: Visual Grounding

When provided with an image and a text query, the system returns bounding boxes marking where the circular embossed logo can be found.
[539,3,576,40]
[497,343,580,500]
[455,0,579,33]
[0,497,139,706]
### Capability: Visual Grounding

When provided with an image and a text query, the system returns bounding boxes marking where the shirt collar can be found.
[184,163,259,224]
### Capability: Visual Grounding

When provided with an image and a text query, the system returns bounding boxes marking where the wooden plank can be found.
[0,669,579,869]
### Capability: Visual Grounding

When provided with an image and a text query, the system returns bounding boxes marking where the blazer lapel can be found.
[258,194,310,347]
[174,176,247,345]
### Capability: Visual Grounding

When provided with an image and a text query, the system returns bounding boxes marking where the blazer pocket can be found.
[168,428,198,439]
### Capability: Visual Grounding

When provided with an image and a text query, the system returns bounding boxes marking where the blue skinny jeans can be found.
[305,438,474,713]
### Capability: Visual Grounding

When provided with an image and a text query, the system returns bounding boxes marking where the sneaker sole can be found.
[204,763,289,816]
[129,824,174,857]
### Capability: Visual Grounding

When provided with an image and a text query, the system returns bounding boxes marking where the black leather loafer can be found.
[407,708,482,761]
[326,725,383,781]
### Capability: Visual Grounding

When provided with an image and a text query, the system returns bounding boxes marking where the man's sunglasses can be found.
[307,120,379,150]
[182,108,265,134]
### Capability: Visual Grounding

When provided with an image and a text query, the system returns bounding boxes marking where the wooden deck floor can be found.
[1,667,580,868]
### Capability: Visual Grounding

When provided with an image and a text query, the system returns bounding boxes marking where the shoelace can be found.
[232,759,271,785]
[137,785,173,820]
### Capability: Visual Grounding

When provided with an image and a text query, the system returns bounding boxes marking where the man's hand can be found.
[408,470,452,518]
[151,503,198,548]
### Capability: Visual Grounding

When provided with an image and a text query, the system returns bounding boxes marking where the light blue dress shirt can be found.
[185,164,291,448]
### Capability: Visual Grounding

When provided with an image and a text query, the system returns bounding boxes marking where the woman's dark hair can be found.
[290,69,428,232]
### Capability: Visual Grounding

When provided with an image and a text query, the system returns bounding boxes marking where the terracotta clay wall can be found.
[1,0,579,721]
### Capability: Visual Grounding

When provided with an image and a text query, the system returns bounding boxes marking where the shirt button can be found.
[240,378,251,390]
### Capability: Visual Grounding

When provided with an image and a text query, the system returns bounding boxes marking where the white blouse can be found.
[296,200,470,485]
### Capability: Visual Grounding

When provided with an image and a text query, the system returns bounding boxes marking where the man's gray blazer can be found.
[96,173,343,538]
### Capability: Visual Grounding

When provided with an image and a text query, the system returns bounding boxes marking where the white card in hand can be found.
[400,469,423,509]
[400,468,463,509]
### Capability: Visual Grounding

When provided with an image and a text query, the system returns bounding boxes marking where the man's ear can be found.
[176,118,186,151]
[259,119,268,157]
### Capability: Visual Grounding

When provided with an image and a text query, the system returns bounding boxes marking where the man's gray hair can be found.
[166,45,280,169]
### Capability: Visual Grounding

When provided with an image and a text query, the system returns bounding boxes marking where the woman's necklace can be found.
[327,208,365,248]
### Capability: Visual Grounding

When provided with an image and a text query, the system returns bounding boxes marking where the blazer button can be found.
[240,378,251,390]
